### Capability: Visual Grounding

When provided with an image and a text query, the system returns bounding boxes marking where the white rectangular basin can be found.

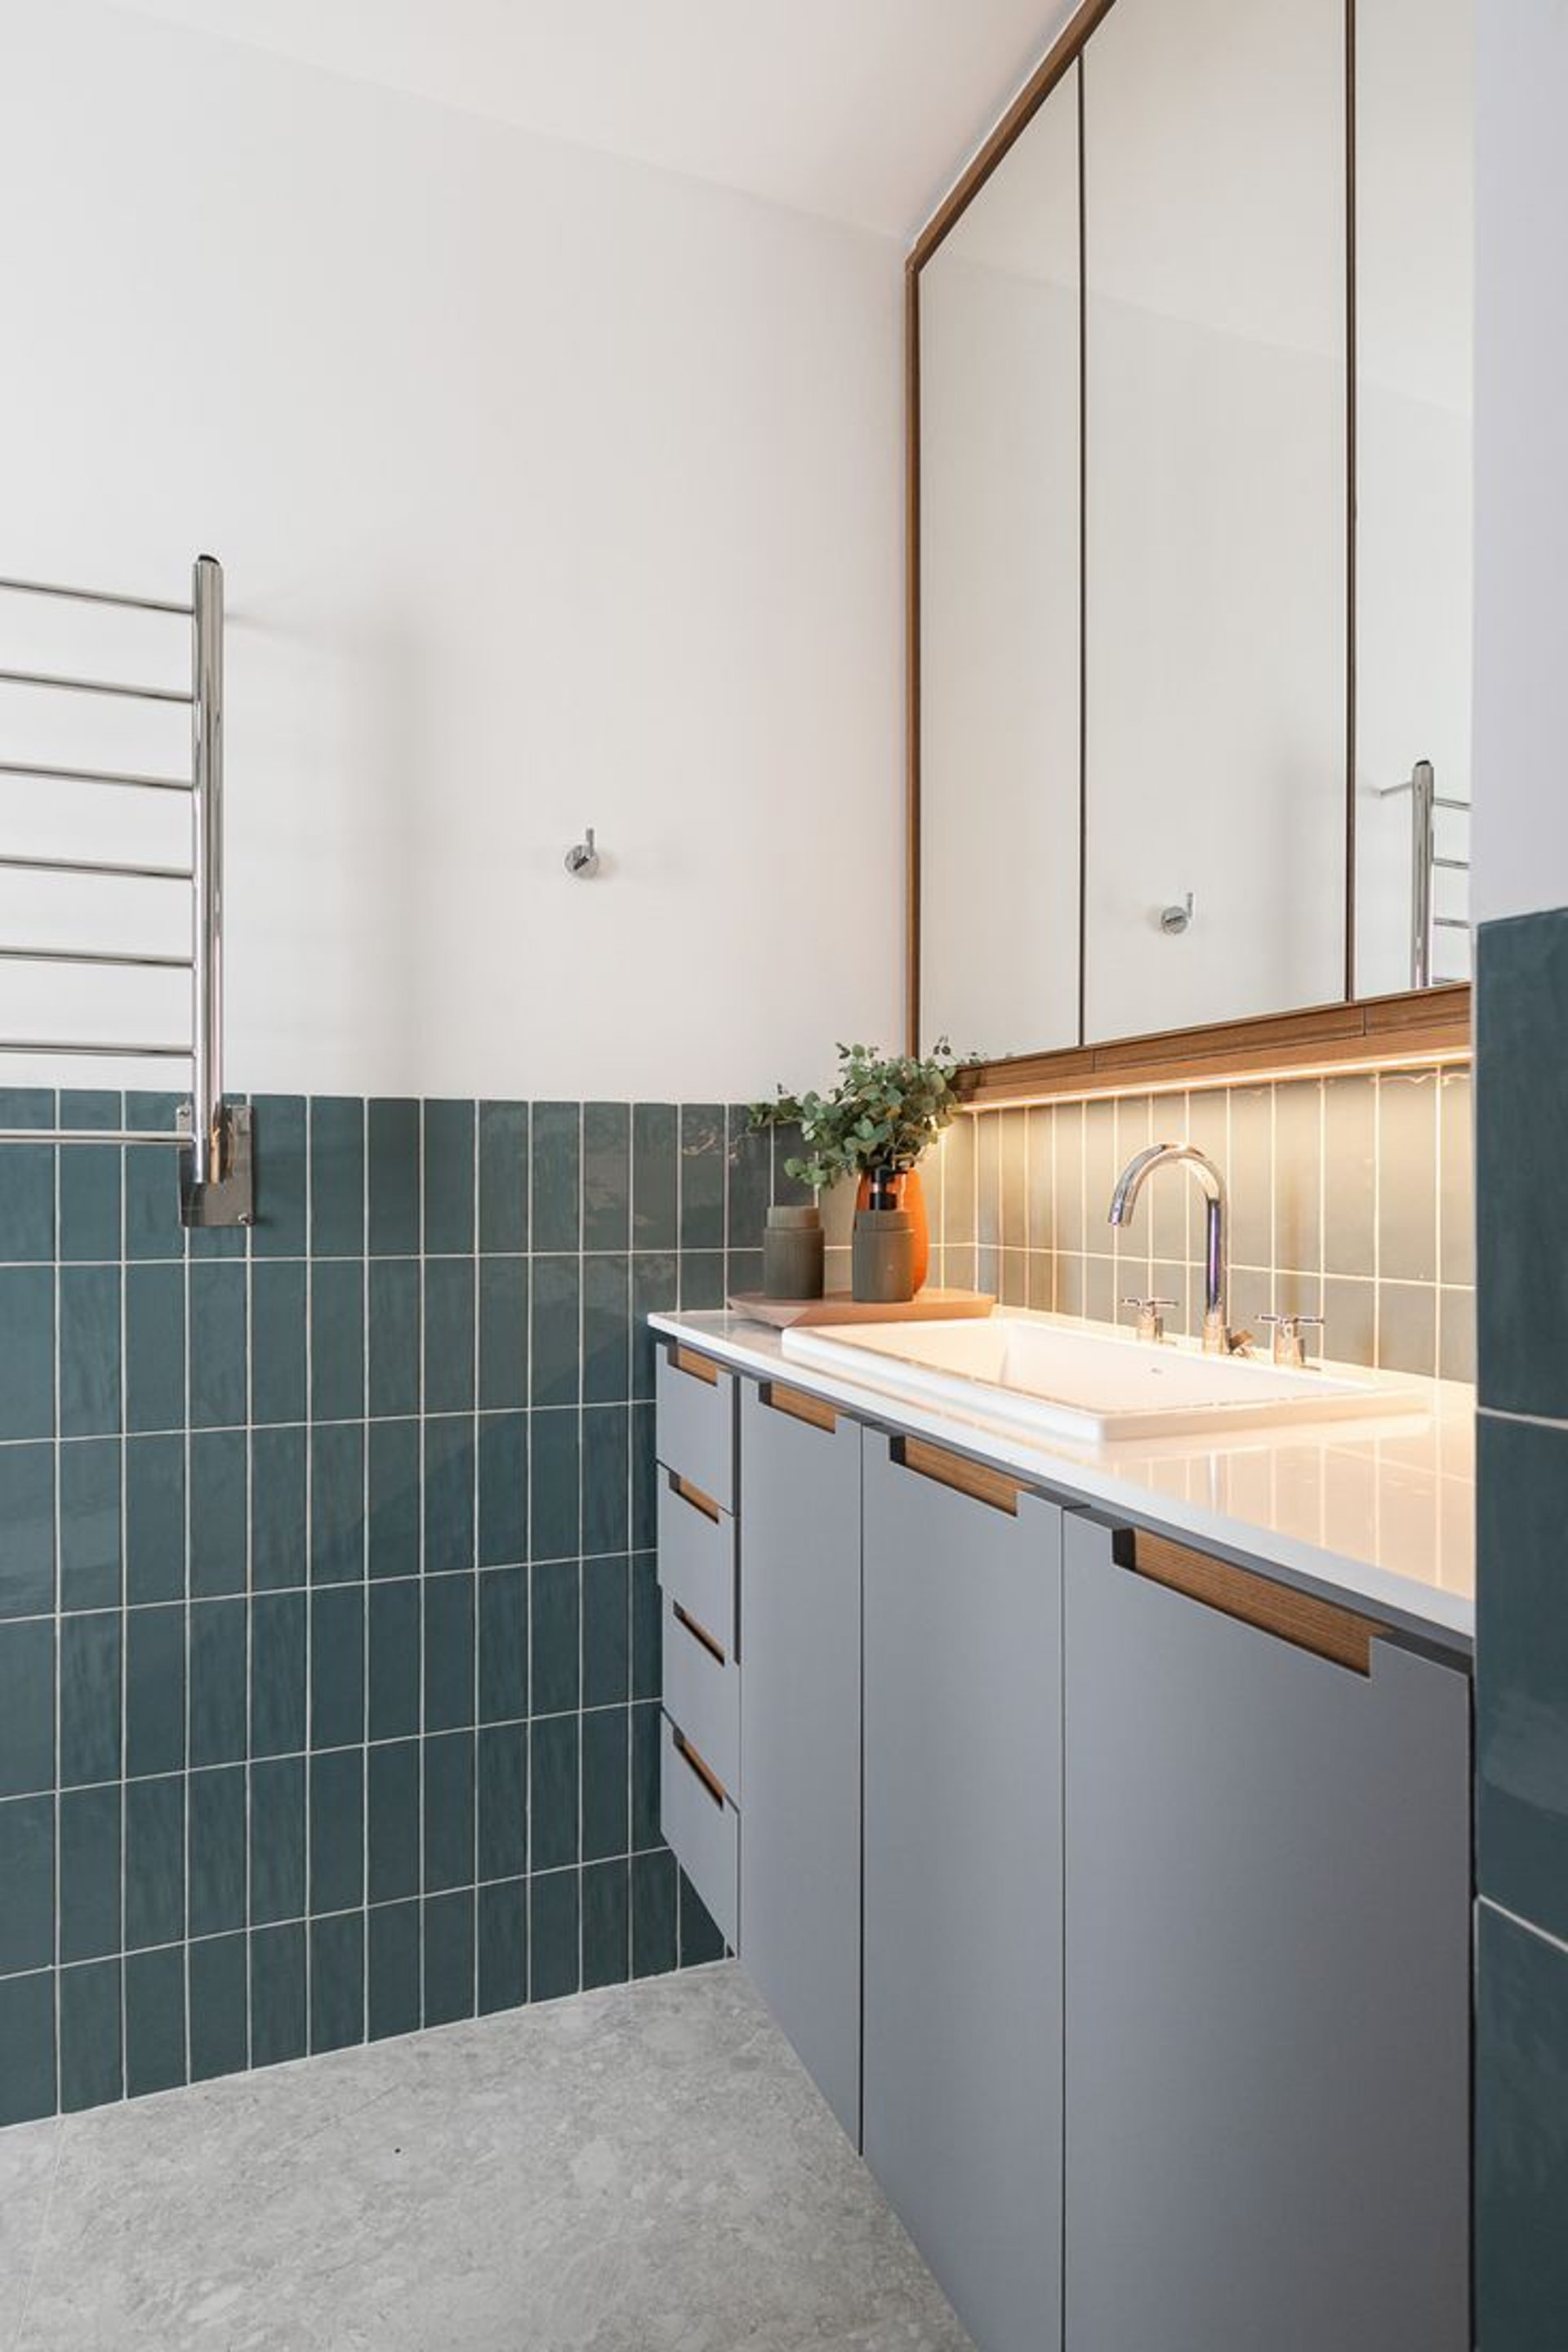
[779,1310,1426,1446]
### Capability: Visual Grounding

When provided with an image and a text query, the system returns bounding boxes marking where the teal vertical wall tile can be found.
[584,1555,630,1709]
[189,1932,247,2082]
[423,1101,474,1255]
[479,1102,528,1254]
[59,1265,121,1437]
[424,1572,474,1734]
[1477,914,1568,1416]
[0,1795,54,1971]
[311,1258,365,1422]
[630,1402,657,1551]
[679,1107,725,1250]
[532,1558,580,1717]
[124,1775,185,1951]
[0,1441,54,1617]
[251,1590,306,1759]
[187,1262,247,1429]
[308,1747,364,1915]
[310,1912,364,2054]
[1478,1412,1568,1940]
[310,1421,365,1585]
[368,1259,420,1419]
[630,1701,661,1852]
[530,1870,579,2002]
[368,1419,420,1580]
[124,1263,182,1434]
[310,1098,365,1258]
[630,1256,679,1400]
[189,1428,246,1599]
[60,1612,120,1786]
[368,1740,420,1905]
[478,1564,528,1725]
[122,1093,183,1259]
[582,1103,630,1250]
[422,1889,475,2027]
[118,1663,182,1888]
[0,1267,55,1438]
[125,1944,186,2096]
[368,1580,420,1743]
[58,1095,122,1263]
[252,1096,307,1257]
[679,1872,726,1966]
[310,1584,365,1750]
[250,1922,307,2069]
[583,1860,630,1990]
[530,1716,580,1873]
[0,1094,55,1261]
[477,1412,527,1570]
[631,1105,678,1250]
[631,1849,677,1980]
[125,1434,185,1604]
[478,1257,527,1411]
[582,1708,629,1864]
[530,1410,580,1563]
[530,1256,580,1407]
[251,1424,307,1592]
[422,1731,475,1895]
[725,1105,771,1256]
[368,1100,420,1257]
[581,1256,630,1406]
[189,1598,246,1769]
[368,1900,421,2041]
[477,1722,527,1882]
[188,1766,246,1938]
[251,1755,306,1925]
[631,1552,661,1704]
[0,1970,56,2125]
[251,1260,305,1426]
[60,1784,122,1962]
[531,1104,581,1254]
[60,1959,122,2112]
[422,1415,474,1578]
[678,1251,724,1311]
[583,1406,630,1557]
[423,1258,475,1414]
[0,1616,55,1794]
[478,1878,527,2016]
[59,1441,119,1615]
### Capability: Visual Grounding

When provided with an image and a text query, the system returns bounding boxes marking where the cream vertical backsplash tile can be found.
[933,1062,1475,1378]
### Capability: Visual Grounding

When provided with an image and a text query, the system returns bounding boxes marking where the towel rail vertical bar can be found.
[189,554,223,1189]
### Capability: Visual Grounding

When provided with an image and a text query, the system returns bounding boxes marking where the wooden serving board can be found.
[727,1290,995,1330]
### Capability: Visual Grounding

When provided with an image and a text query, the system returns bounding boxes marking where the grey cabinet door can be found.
[737,1379,863,2144]
[1062,1515,1470,2352]
[862,1431,1064,2352]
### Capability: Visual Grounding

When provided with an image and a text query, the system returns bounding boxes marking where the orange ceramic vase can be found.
[856,1166,930,1294]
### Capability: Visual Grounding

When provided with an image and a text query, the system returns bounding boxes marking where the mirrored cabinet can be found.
[912,0,1472,1080]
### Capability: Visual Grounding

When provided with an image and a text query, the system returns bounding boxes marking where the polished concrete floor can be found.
[0,1963,973,2352]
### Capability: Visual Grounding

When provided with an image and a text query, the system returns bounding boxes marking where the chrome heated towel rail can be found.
[0,557,252,1224]
[1378,758,1472,991]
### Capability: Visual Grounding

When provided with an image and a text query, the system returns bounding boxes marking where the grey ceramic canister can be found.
[852,1205,914,1304]
[764,1204,825,1300]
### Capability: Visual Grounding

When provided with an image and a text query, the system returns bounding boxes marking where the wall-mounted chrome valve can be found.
[1121,1294,1178,1344]
[1259,1311,1325,1369]
[1160,891,1195,936]
[564,826,600,879]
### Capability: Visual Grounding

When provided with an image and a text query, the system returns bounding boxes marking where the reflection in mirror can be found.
[1353,0,1473,995]
[1080,0,1347,1042]
[918,69,1081,1059]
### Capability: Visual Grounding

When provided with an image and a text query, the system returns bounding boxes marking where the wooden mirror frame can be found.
[904,0,1472,1100]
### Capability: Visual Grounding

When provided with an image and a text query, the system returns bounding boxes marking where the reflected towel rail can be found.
[1378,760,1471,990]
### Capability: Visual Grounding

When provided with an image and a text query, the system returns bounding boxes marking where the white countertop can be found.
[650,1309,1477,1650]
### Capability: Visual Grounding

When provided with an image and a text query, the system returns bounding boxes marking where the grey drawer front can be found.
[656,1472,737,1656]
[661,1713,738,1948]
[662,1597,741,1801]
[655,1341,737,1512]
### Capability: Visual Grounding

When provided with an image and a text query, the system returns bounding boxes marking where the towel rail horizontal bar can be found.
[0,852,193,884]
[0,758,193,795]
[0,576,193,618]
[0,944,194,970]
[0,1129,189,1147]
[0,666,193,706]
[0,1037,189,1059]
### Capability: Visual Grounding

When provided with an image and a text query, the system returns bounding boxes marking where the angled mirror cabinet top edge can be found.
[908,0,1473,1089]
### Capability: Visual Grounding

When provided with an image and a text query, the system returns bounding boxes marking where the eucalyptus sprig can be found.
[749,1039,978,1195]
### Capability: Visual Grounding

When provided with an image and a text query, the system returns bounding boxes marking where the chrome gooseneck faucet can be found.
[1108,1143,1235,1356]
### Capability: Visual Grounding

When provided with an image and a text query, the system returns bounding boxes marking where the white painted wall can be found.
[1472,0,1568,927]
[0,0,904,1099]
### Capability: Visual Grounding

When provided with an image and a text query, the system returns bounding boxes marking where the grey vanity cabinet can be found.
[737,1379,863,2145]
[862,1432,1064,2352]
[1062,1515,1471,2352]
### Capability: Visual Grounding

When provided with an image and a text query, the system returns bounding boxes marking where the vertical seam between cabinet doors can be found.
[856,1426,866,2154]
[1058,1509,1070,2352]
